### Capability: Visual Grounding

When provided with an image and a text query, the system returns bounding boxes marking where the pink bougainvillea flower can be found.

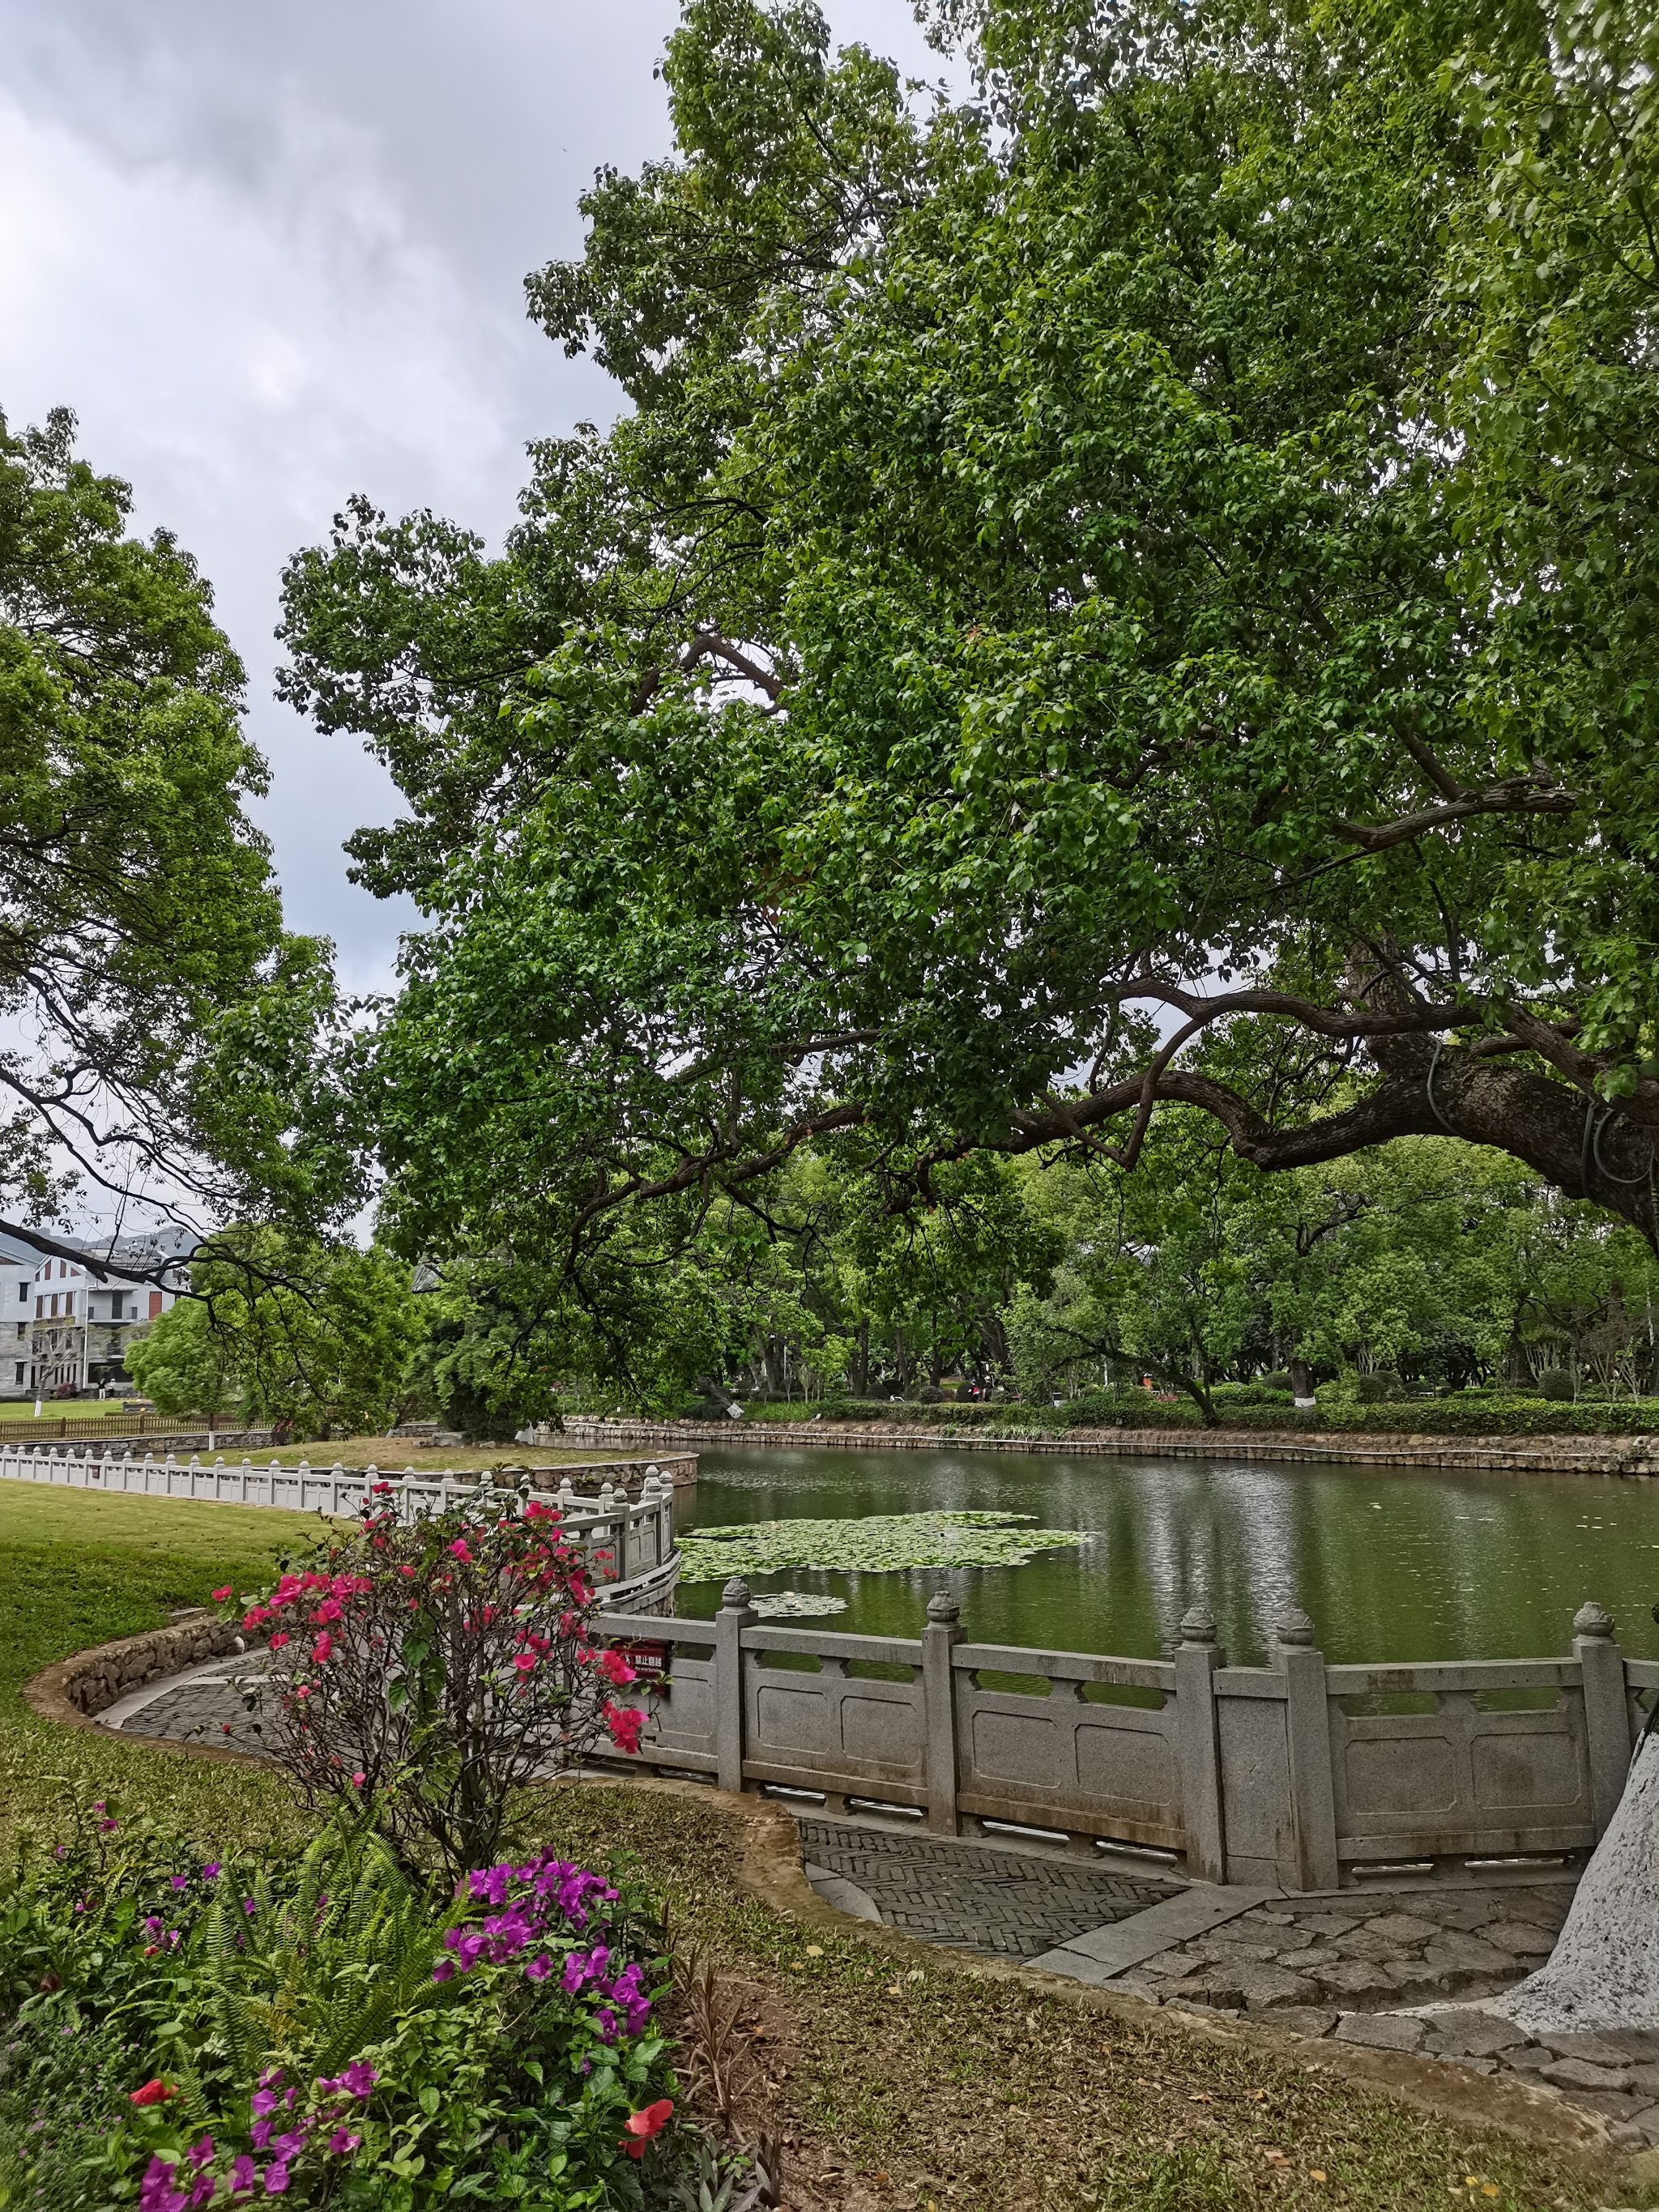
[512,1652,536,1674]
[186,2137,215,2169]
[211,1586,232,1602]
[620,2099,674,2159]
[603,1701,646,1755]
[351,1770,366,1787]
[268,1631,289,1650]
[310,1633,335,1664]
[598,1647,638,1686]
[432,1958,455,1982]
[130,2078,176,2106]
[448,1538,472,1562]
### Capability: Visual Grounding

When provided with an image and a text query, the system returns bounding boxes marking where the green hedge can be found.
[710,1393,1659,1439]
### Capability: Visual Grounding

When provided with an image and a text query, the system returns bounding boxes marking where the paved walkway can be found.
[796,1816,1180,1958]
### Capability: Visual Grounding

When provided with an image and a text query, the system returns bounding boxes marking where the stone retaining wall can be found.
[562,1416,1659,1477]
[53,1613,249,1720]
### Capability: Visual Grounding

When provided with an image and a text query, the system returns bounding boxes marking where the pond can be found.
[669,1441,1659,1668]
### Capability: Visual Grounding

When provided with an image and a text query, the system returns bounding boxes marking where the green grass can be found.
[0,1479,310,1848]
[250,1438,636,1473]
[0,1478,1627,2210]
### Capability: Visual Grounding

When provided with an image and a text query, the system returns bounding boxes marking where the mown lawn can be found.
[255,1436,637,1473]
[0,1477,1628,2212]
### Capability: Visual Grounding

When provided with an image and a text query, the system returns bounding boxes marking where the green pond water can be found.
[669,1442,1659,1668]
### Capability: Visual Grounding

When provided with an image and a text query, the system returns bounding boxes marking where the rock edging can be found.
[562,1416,1659,1476]
[24,1613,268,1767]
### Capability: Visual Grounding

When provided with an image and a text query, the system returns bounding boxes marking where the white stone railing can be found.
[592,1588,1652,1890]
[0,1444,679,1612]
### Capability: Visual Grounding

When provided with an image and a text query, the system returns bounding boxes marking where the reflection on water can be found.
[671,1443,1659,1667]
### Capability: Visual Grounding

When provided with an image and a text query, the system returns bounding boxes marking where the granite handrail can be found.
[591,1588,1650,1894]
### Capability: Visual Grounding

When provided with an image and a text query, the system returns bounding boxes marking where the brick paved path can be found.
[795,1815,1179,1958]
[111,1655,270,1753]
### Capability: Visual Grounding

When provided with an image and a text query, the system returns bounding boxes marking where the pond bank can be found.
[563,1415,1659,1478]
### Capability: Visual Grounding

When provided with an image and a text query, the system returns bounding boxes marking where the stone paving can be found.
[795,1817,1180,1958]
[1331,2014,1659,2150]
[107,1653,271,1753]
[1103,1882,1575,2017]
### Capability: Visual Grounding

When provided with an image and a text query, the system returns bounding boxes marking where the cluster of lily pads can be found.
[677,1510,1085,1586]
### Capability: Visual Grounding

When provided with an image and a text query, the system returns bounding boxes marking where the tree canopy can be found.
[279,0,1659,1343]
[0,407,326,1264]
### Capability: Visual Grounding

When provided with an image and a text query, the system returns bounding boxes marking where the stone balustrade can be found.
[595,1588,1654,1891]
[0,1443,682,1613]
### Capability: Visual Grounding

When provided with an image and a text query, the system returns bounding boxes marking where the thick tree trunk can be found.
[1481,1732,1659,2033]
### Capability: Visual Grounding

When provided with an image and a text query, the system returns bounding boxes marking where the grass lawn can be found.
[203,1436,638,1474]
[0,1400,172,1426]
[0,1477,1627,2211]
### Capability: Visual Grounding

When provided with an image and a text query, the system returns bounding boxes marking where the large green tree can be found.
[0,407,324,1265]
[280,0,1659,1315]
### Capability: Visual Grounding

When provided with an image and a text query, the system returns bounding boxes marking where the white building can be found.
[16,1229,195,1399]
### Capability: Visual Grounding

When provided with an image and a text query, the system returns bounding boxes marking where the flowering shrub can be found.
[0,1800,676,2210]
[227,1483,653,1880]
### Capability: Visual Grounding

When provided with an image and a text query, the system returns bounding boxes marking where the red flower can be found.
[603,1701,646,1755]
[311,1632,335,1663]
[211,1586,232,1602]
[621,2099,673,2158]
[130,2078,176,2107]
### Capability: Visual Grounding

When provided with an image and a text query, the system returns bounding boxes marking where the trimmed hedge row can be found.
[726,1393,1659,1438]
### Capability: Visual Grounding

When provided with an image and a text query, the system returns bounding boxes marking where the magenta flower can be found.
[524,1953,552,1982]
[202,1862,221,1881]
[448,1538,472,1562]
[432,1958,455,1982]
[250,2121,273,2150]
[251,2088,279,2119]
[262,2163,290,2195]
[326,2129,361,2154]
[186,2138,215,2168]
[230,2154,257,2193]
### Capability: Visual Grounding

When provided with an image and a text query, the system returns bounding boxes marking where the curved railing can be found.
[0,1445,680,1613]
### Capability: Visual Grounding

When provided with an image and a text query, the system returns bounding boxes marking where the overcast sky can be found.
[0,0,947,992]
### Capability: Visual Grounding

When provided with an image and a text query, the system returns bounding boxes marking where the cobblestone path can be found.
[795,1816,1180,1958]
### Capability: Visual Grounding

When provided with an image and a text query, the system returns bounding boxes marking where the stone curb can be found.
[546,1774,1617,2169]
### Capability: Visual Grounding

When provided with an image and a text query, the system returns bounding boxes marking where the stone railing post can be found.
[1573,1600,1632,1835]
[1175,1602,1226,1883]
[922,1592,964,1834]
[715,1576,755,1794]
[1277,1608,1340,1893]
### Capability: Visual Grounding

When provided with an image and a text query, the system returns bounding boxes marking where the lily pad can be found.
[678,1510,1085,1583]
[745,1591,851,1619]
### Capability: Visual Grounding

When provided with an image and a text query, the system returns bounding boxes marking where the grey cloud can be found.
[0,1,949,989]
